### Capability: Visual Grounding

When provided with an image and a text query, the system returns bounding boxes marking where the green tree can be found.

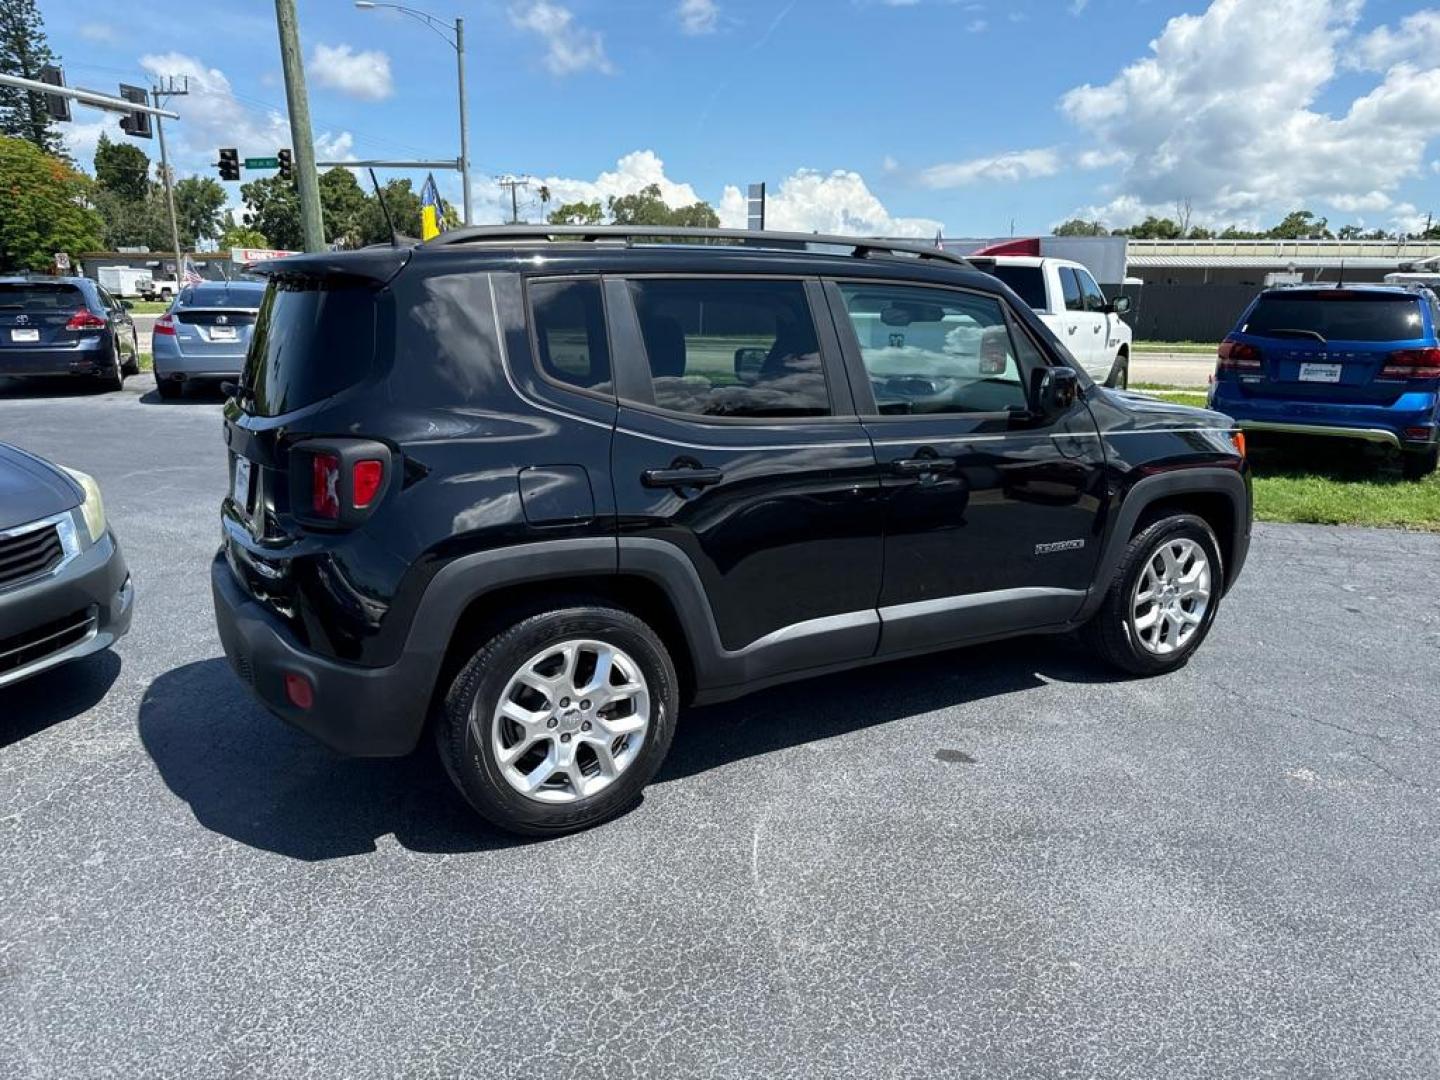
[548,199,603,226]
[1218,225,1264,239]
[1052,218,1108,237]
[240,173,303,250]
[91,187,170,250]
[1185,225,1215,239]
[607,183,719,228]
[358,178,422,244]
[1267,210,1331,239]
[219,217,268,249]
[0,0,62,155]
[93,134,151,201]
[318,167,370,248]
[0,136,103,271]
[1114,215,1183,240]
[173,175,227,247]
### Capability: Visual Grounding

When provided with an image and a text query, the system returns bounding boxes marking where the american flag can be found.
[182,256,204,286]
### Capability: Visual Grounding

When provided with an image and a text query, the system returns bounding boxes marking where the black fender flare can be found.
[1076,466,1251,623]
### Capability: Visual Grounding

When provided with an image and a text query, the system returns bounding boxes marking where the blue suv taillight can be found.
[1217,337,1262,373]
[1378,347,1440,380]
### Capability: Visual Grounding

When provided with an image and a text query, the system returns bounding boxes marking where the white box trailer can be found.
[96,265,152,299]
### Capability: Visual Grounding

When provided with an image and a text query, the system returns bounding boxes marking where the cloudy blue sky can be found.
[40,0,1440,237]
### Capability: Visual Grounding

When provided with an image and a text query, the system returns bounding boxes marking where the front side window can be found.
[1059,268,1084,312]
[626,278,830,418]
[837,283,1028,415]
[529,279,612,394]
[1076,268,1107,313]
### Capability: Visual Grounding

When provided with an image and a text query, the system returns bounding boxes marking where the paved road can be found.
[1131,351,1214,388]
[3,376,1438,1079]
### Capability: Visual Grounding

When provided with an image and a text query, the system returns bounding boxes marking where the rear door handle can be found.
[892,457,956,476]
[641,466,724,489]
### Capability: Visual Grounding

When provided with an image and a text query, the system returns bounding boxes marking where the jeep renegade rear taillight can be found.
[1379,347,1440,380]
[291,439,393,528]
[1217,338,1262,372]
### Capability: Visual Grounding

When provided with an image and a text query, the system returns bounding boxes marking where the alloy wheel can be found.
[482,639,651,804]
[1130,537,1211,655]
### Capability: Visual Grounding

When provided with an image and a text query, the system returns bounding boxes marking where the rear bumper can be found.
[0,342,113,377]
[151,340,245,379]
[1210,383,1438,447]
[0,532,133,689]
[210,551,434,757]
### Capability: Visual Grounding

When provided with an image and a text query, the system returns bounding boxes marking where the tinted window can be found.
[1059,269,1083,312]
[838,283,1028,415]
[183,284,265,309]
[242,277,378,417]
[988,265,1047,310]
[1242,292,1425,342]
[97,287,119,310]
[529,279,612,394]
[1076,268,1107,312]
[627,278,830,418]
[0,284,84,311]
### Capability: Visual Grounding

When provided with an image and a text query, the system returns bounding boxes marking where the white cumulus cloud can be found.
[1057,0,1440,228]
[719,169,942,237]
[1350,10,1440,71]
[678,0,719,35]
[309,43,393,102]
[509,2,614,75]
[918,148,1061,188]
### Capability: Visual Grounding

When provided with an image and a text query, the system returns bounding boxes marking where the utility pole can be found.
[456,16,471,225]
[151,76,189,290]
[497,175,530,224]
[274,0,325,251]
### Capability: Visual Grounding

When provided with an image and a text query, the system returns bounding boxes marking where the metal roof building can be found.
[1126,239,1440,284]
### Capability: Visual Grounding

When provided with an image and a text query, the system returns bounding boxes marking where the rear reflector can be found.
[284,673,314,710]
[1217,338,1262,371]
[352,459,384,509]
[311,452,341,519]
[153,314,176,336]
[65,309,106,330]
[1379,347,1440,379]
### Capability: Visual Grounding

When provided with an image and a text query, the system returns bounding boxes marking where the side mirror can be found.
[1108,295,1132,315]
[120,299,134,310]
[734,346,767,384]
[1033,366,1080,417]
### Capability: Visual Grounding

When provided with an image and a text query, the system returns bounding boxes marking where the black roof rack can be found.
[418,224,971,268]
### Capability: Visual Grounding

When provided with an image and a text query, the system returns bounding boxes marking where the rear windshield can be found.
[182,284,264,308]
[241,277,378,416]
[0,283,84,311]
[986,265,1047,310]
[1243,292,1425,343]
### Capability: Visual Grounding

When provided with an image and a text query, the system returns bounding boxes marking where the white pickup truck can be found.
[971,256,1134,388]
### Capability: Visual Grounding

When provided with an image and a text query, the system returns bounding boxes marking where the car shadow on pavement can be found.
[0,649,122,748]
[659,636,1124,783]
[137,658,523,861]
[0,376,113,399]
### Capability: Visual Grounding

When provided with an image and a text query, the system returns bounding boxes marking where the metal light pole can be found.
[355,1,472,225]
[152,77,189,292]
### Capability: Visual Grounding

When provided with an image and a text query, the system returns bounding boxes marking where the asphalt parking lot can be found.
[3,374,1439,1079]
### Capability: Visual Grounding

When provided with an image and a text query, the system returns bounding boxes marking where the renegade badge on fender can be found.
[212,226,1251,836]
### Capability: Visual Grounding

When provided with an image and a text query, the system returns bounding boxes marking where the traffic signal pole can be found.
[273,0,325,252]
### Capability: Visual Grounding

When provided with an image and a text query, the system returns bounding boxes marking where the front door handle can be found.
[892,457,957,476]
[641,465,724,489]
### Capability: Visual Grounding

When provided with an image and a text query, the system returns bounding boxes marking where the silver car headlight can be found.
[61,467,107,546]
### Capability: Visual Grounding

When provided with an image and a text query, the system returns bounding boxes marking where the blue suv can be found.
[1209,284,1440,478]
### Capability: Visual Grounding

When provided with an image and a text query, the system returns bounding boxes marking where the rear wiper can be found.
[1263,327,1327,343]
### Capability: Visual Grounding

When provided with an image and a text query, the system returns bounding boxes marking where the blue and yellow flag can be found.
[420,173,445,241]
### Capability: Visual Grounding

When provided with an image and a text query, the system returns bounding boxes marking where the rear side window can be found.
[1059,269,1083,312]
[988,265,1046,310]
[1242,292,1425,342]
[626,278,830,419]
[242,277,378,417]
[528,279,612,394]
[0,284,84,311]
[837,283,1028,415]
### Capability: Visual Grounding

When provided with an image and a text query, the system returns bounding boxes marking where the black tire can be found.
[122,333,141,376]
[1401,444,1439,480]
[437,604,679,836]
[96,350,124,392]
[156,377,182,400]
[1105,351,1129,389]
[1082,513,1223,676]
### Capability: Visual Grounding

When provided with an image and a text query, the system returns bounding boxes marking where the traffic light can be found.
[218,149,240,181]
[38,65,70,122]
[117,84,151,139]
[277,149,293,182]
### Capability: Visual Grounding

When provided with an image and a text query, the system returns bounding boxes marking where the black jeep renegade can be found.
[213,226,1251,836]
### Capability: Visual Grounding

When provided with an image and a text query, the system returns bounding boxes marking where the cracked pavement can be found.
[2,376,1439,1078]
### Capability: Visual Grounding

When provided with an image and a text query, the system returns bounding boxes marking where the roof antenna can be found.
[1337,257,1345,288]
[369,168,399,247]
